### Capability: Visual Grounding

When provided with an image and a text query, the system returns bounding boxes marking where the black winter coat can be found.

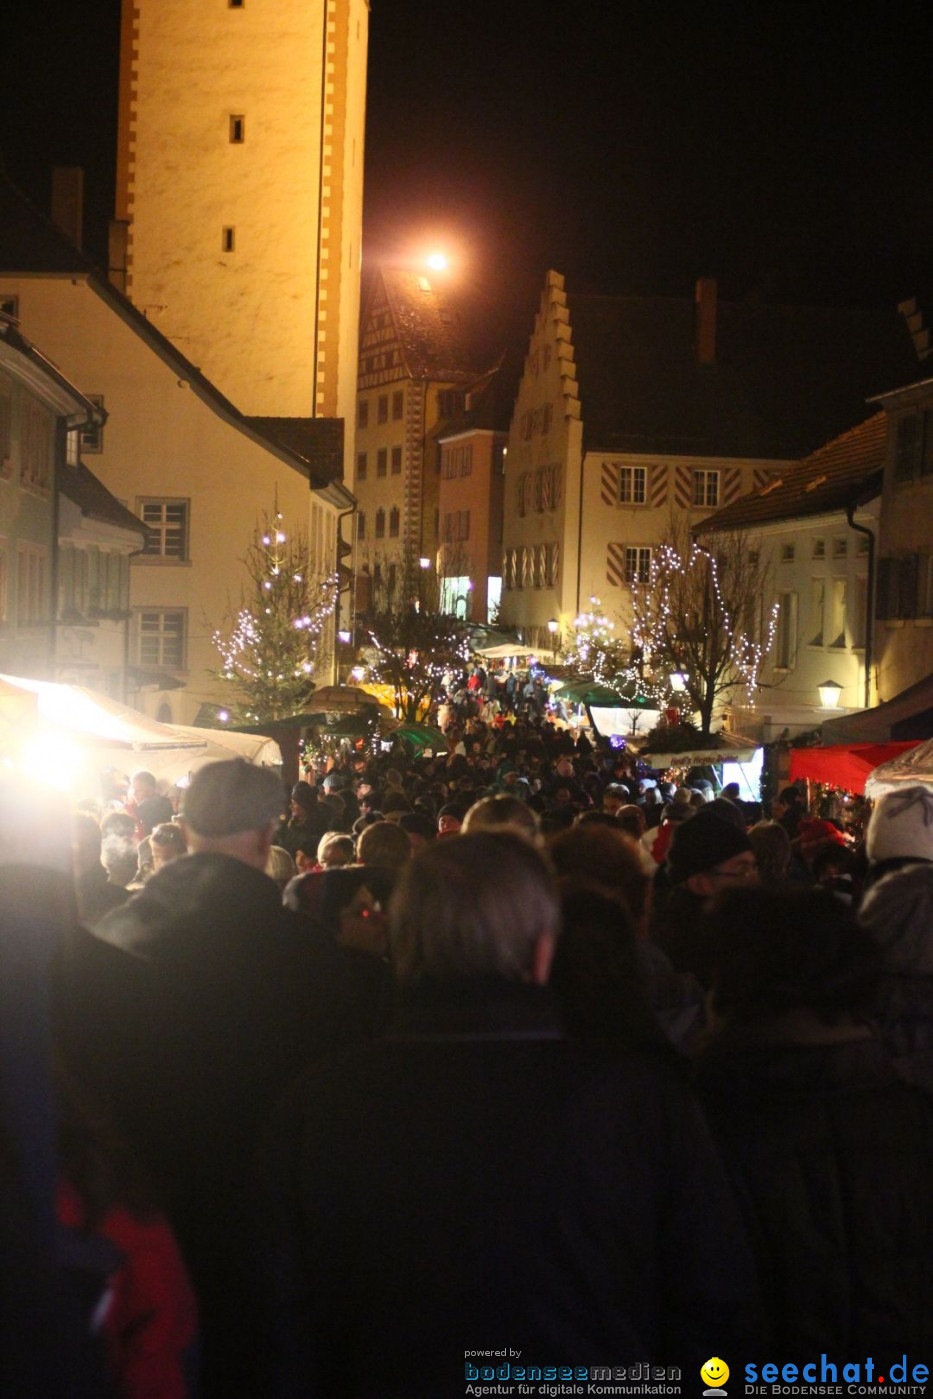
[695,1025,933,1359]
[262,979,763,1397]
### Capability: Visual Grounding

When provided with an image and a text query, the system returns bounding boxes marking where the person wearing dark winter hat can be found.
[864,784,933,890]
[651,812,757,987]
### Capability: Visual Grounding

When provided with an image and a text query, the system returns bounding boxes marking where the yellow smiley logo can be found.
[701,1359,730,1388]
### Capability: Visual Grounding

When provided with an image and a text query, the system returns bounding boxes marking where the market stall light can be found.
[337,630,352,645]
[818,679,844,709]
[669,670,689,693]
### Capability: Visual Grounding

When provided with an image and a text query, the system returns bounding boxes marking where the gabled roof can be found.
[57,461,147,537]
[567,290,919,459]
[435,349,522,440]
[0,176,352,502]
[360,267,480,384]
[245,417,345,484]
[694,411,888,533]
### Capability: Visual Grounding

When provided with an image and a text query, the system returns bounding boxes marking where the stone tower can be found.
[111,0,367,462]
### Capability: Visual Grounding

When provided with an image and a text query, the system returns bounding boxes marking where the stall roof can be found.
[790,741,922,795]
[821,672,933,743]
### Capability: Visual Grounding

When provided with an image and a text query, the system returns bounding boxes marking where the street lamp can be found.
[547,618,559,635]
[818,679,844,709]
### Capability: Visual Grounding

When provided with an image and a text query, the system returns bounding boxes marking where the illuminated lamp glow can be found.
[426,253,448,271]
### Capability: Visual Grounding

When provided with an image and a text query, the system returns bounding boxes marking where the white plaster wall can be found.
[9,275,336,721]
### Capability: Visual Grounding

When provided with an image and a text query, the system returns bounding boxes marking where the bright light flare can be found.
[426,253,448,271]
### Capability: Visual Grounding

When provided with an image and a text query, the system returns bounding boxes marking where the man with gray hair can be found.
[76,759,368,1396]
[263,832,761,1396]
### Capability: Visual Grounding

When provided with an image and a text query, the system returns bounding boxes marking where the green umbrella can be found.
[553,679,633,707]
[391,722,449,754]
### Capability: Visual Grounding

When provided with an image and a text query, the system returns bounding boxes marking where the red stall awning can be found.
[789,741,922,795]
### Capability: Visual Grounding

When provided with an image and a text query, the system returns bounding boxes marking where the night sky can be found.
[4,1,933,359]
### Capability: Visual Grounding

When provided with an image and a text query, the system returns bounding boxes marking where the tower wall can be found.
[115,0,367,448]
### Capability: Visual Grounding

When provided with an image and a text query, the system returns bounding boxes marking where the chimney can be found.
[51,166,84,250]
[695,276,718,366]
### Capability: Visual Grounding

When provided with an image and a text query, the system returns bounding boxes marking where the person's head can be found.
[601,784,627,818]
[316,832,355,869]
[181,758,285,869]
[290,781,318,820]
[356,819,412,869]
[748,820,792,884]
[285,865,396,957]
[72,812,104,876]
[397,811,435,854]
[866,786,933,868]
[436,803,463,838]
[265,843,297,890]
[722,782,742,802]
[615,803,646,841]
[150,821,187,872]
[548,821,653,933]
[462,794,540,843]
[770,785,802,822]
[859,864,933,976]
[666,811,757,907]
[708,885,882,1029]
[130,770,158,803]
[389,831,560,986]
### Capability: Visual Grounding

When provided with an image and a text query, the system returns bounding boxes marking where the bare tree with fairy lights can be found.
[628,525,777,739]
[211,508,338,723]
[362,561,471,721]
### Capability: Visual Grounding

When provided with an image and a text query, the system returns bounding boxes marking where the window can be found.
[20,398,53,493]
[357,512,366,540]
[619,465,647,504]
[443,510,470,542]
[80,395,105,453]
[812,538,826,559]
[376,449,387,477]
[356,452,367,482]
[0,293,19,320]
[460,445,473,476]
[222,227,235,252]
[377,395,388,425]
[389,507,400,538]
[624,546,652,585]
[923,410,933,477]
[138,499,189,560]
[832,537,847,560]
[774,592,797,669]
[780,543,796,563]
[693,469,719,508]
[229,0,244,8]
[392,391,404,420]
[375,509,385,539]
[229,115,245,143]
[357,400,369,430]
[917,554,933,618]
[16,545,46,625]
[894,415,921,482]
[829,578,847,647]
[808,578,825,646]
[136,609,186,669]
[0,380,11,474]
[391,446,402,475]
[851,575,868,648]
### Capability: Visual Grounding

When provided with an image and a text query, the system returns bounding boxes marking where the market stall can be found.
[789,741,922,796]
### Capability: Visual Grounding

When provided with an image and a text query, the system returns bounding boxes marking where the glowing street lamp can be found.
[818,679,844,709]
[426,253,448,271]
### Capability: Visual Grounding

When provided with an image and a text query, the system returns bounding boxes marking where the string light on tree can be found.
[212,507,338,724]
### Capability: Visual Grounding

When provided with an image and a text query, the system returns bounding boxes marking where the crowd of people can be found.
[3,718,933,1396]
